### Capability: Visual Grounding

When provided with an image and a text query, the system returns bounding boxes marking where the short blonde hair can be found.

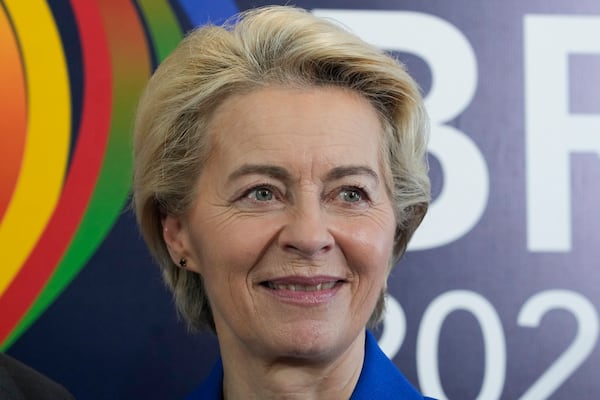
[132,5,430,331]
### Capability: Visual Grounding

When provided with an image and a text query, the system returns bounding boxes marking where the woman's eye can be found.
[339,188,364,203]
[250,187,274,201]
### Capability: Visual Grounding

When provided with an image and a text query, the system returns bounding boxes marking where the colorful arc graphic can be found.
[0,2,27,222]
[0,0,71,299]
[0,0,184,349]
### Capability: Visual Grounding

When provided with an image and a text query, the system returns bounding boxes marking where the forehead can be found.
[205,85,385,170]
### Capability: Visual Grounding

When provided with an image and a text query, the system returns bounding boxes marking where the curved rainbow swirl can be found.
[0,0,186,350]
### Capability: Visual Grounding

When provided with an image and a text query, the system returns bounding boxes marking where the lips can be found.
[259,276,346,302]
[264,281,339,292]
[260,278,343,305]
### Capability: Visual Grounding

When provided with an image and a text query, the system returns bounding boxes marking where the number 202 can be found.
[379,289,599,399]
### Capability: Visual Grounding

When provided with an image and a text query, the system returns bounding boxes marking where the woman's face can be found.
[164,86,396,361]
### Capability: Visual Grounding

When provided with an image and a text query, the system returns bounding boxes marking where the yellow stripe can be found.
[0,1,70,295]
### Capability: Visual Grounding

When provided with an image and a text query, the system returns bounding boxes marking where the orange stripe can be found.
[0,0,71,296]
[0,5,27,220]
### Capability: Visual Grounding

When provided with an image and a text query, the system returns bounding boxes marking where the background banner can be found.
[1,1,599,399]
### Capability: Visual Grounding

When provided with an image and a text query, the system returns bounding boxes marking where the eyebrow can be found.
[228,164,379,185]
[228,164,292,183]
[324,166,379,184]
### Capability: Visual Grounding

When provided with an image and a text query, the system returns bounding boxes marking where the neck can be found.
[219,331,366,400]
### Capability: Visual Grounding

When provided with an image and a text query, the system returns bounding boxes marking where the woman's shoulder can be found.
[184,358,223,400]
[350,331,436,400]
[184,332,437,400]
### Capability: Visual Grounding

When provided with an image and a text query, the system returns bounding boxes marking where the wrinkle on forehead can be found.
[204,85,388,191]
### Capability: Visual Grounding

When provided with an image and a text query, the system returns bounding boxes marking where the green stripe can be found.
[2,2,182,349]
[137,0,184,63]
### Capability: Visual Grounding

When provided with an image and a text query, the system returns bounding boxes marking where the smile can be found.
[259,276,346,305]
[264,281,338,292]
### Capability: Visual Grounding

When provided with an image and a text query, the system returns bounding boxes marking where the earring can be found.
[179,258,187,268]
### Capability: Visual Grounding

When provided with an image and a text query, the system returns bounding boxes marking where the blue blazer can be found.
[186,331,436,399]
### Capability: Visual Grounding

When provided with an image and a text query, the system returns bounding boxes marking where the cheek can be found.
[356,210,396,256]
[340,220,395,279]
[191,216,282,279]
[355,228,394,258]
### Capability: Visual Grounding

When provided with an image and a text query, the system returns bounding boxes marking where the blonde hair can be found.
[132,5,430,331]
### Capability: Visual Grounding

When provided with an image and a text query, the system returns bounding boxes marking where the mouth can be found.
[258,276,346,304]
[260,276,347,307]
[262,281,341,292]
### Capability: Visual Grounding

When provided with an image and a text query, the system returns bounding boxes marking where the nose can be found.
[277,197,334,257]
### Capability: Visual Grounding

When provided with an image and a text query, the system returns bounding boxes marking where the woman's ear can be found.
[162,214,189,266]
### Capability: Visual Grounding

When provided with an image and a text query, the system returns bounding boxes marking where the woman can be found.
[133,6,433,399]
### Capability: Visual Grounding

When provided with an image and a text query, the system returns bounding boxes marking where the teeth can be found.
[267,282,337,291]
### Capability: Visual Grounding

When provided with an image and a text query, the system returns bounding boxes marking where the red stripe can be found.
[0,0,113,341]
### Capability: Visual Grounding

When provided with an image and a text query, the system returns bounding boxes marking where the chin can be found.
[266,321,358,362]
